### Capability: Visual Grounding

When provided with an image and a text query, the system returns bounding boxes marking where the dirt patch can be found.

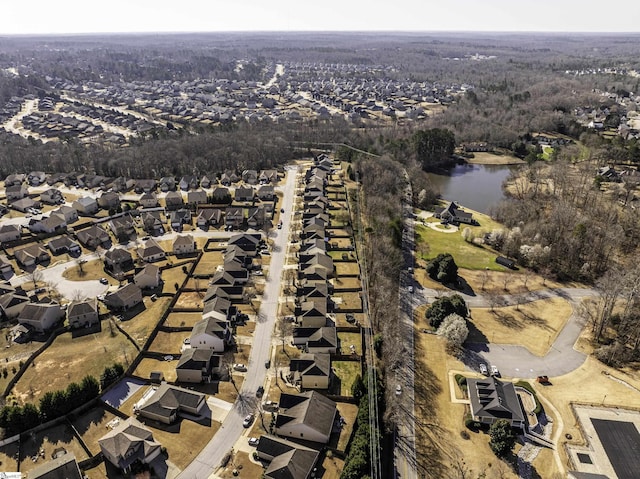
[175,292,205,309]
[468,297,573,356]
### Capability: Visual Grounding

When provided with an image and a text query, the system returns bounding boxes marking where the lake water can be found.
[427,163,517,214]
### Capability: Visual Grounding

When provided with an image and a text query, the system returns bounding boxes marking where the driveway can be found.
[419,286,596,378]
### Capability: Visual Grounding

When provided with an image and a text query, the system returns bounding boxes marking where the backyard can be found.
[331,361,360,397]
[148,331,191,355]
[117,296,172,347]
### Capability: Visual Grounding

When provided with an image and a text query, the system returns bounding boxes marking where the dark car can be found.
[256,386,264,398]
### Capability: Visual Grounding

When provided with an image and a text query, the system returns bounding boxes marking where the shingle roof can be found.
[276,391,337,440]
[467,377,526,424]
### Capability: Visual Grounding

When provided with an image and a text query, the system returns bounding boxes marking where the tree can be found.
[277,315,293,354]
[437,313,469,350]
[426,294,468,329]
[76,258,87,277]
[426,253,458,285]
[351,374,367,402]
[29,269,43,289]
[489,419,516,457]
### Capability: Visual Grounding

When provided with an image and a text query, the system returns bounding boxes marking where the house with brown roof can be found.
[76,224,110,249]
[176,348,220,383]
[18,302,63,332]
[67,298,99,329]
[0,224,21,243]
[256,435,320,479]
[137,239,166,263]
[98,418,162,473]
[288,353,331,390]
[275,391,338,444]
[104,283,143,311]
[26,452,83,479]
[134,264,161,289]
[173,234,196,255]
[136,384,206,424]
[105,247,134,273]
[15,244,51,268]
[72,197,98,215]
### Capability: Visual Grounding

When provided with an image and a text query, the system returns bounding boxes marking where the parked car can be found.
[262,400,278,412]
[248,437,260,446]
[395,385,402,396]
[490,365,500,377]
[256,386,265,398]
[163,355,174,361]
[243,413,255,428]
[99,277,109,285]
[408,286,414,293]
[479,364,488,375]
[183,338,190,345]
[280,208,284,213]
[233,363,247,372]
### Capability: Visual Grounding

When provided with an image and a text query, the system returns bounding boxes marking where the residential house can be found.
[256,436,320,479]
[275,391,338,444]
[164,191,184,211]
[0,286,30,319]
[169,209,191,231]
[52,205,78,224]
[134,179,157,194]
[14,244,50,267]
[109,215,136,242]
[202,296,232,323]
[292,327,338,354]
[111,177,136,193]
[228,233,261,256]
[187,189,208,206]
[40,188,64,205]
[26,452,83,479]
[72,197,98,215]
[140,192,159,208]
[179,176,199,191]
[0,254,14,276]
[67,298,99,329]
[176,348,220,383]
[259,169,278,184]
[299,253,334,277]
[246,206,265,228]
[241,169,258,185]
[466,377,526,429]
[97,191,120,210]
[18,302,63,333]
[434,201,476,225]
[104,248,134,273]
[104,283,143,311]
[159,176,176,192]
[134,264,161,289]
[225,207,244,228]
[222,258,249,284]
[196,208,222,228]
[4,173,25,186]
[173,234,196,255]
[0,224,21,243]
[136,384,206,424]
[137,239,166,263]
[6,184,28,202]
[288,353,331,390]
[189,316,230,352]
[211,187,231,204]
[98,418,162,473]
[257,185,275,201]
[27,214,66,235]
[220,171,239,186]
[141,211,165,236]
[235,186,254,202]
[200,175,215,189]
[296,300,329,328]
[11,197,38,213]
[47,236,81,256]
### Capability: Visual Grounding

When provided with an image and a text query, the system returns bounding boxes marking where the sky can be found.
[1,0,639,35]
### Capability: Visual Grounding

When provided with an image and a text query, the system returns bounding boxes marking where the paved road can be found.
[394,173,418,479]
[417,286,596,378]
[176,166,298,479]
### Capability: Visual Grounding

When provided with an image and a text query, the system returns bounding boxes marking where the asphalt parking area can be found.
[591,418,640,479]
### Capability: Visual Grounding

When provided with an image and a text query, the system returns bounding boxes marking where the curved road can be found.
[417,285,596,378]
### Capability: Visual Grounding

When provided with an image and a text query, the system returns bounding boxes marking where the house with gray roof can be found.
[467,377,526,429]
[288,353,331,390]
[76,224,110,249]
[189,316,230,352]
[136,384,206,424]
[105,247,134,273]
[134,263,161,289]
[176,348,220,383]
[67,297,99,329]
[18,302,63,333]
[104,283,142,311]
[434,201,476,225]
[72,196,98,215]
[256,435,320,479]
[26,452,83,479]
[98,418,162,473]
[275,391,338,444]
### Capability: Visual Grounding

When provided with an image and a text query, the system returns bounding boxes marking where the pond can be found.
[427,163,518,214]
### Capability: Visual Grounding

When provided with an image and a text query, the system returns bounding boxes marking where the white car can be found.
[479,364,488,375]
[248,437,260,446]
[163,355,174,361]
[243,413,255,428]
[233,363,247,372]
[408,286,414,293]
[395,384,402,396]
[491,365,500,377]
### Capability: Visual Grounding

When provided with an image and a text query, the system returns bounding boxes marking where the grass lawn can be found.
[331,276,361,290]
[465,151,524,165]
[338,332,362,356]
[450,267,571,295]
[175,292,205,309]
[274,344,301,367]
[322,455,345,479]
[534,355,640,471]
[335,262,360,276]
[138,416,220,470]
[334,402,358,452]
[193,251,223,276]
[468,297,573,356]
[164,312,202,328]
[71,406,119,455]
[148,331,191,355]
[331,361,360,397]
[161,265,190,292]
[219,451,265,479]
[334,292,362,311]
[62,258,112,282]
[134,358,178,383]
[12,325,137,405]
[328,237,353,249]
[415,223,505,271]
[334,313,365,328]
[118,296,172,347]
[18,422,89,475]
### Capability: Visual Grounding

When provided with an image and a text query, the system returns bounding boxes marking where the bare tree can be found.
[75,258,87,277]
[29,269,43,289]
[277,315,294,355]
[480,268,490,292]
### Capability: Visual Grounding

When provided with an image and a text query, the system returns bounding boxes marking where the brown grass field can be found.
[335,262,360,277]
[219,451,265,479]
[12,326,137,405]
[193,251,223,276]
[465,151,525,165]
[164,312,202,328]
[0,441,19,471]
[148,331,191,355]
[133,358,178,383]
[468,297,573,356]
[338,332,362,356]
[334,292,362,311]
[71,406,119,455]
[18,422,89,475]
[117,296,172,347]
[174,291,205,309]
[62,258,113,282]
[332,361,360,396]
[331,276,361,290]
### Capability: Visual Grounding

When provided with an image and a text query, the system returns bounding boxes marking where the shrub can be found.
[455,374,467,386]
[489,419,516,457]
[426,294,468,328]
[426,253,458,284]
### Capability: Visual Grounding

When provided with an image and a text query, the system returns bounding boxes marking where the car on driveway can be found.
[490,365,500,377]
[163,355,174,361]
[243,413,255,428]
[262,400,278,412]
[248,437,260,446]
[233,363,247,372]
[479,364,488,375]
[99,277,109,285]
[256,386,264,398]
